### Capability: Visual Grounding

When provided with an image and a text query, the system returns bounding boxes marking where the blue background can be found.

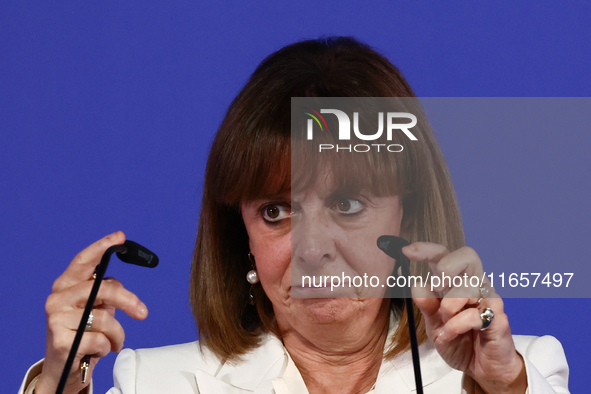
[1,1,589,393]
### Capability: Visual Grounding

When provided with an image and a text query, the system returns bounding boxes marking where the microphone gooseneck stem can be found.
[399,254,424,394]
[55,244,127,394]
[376,236,424,394]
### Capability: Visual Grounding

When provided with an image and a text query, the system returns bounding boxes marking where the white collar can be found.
[193,314,453,393]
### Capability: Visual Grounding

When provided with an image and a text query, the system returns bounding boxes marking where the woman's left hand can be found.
[402,242,527,394]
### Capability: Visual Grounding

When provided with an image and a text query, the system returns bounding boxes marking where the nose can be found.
[292,210,337,272]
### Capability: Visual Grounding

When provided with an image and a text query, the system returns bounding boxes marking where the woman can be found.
[20,37,568,394]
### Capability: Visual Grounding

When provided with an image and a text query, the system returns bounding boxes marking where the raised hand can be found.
[36,231,148,394]
[404,242,527,394]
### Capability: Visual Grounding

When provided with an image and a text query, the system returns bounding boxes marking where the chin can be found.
[294,297,370,324]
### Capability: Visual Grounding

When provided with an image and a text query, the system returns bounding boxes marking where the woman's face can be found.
[240,174,403,335]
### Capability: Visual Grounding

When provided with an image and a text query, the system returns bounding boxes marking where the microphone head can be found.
[116,240,159,268]
[377,235,410,260]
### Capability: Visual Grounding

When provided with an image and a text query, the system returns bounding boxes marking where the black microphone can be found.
[377,235,410,263]
[55,240,158,394]
[117,240,159,268]
[377,235,424,394]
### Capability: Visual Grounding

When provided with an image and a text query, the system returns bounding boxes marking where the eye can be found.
[261,204,291,223]
[335,198,364,215]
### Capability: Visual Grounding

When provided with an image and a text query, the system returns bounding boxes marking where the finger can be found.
[436,307,482,342]
[41,330,112,392]
[438,296,507,342]
[52,231,126,292]
[46,278,148,320]
[77,332,113,359]
[439,294,473,324]
[436,246,483,278]
[95,278,148,319]
[440,281,504,321]
[413,297,442,327]
[447,283,479,301]
[96,304,116,318]
[46,326,112,362]
[411,275,443,330]
[479,294,505,315]
[402,242,449,275]
[412,283,444,337]
[99,277,119,317]
[402,242,449,264]
[415,246,485,295]
[49,309,126,352]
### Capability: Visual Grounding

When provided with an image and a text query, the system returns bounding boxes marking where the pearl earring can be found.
[246,269,259,284]
[246,252,259,284]
[247,252,259,305]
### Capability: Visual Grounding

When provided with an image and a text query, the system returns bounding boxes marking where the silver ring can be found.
[476,282,492,305]
[480,307,494,331]
[85,311,94,332]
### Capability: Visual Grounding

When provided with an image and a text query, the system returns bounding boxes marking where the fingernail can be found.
[138,303,148,318]
[403,244,415,253]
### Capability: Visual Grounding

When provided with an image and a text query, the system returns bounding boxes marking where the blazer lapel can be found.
[375,340,456,393]
[194,334,287,394]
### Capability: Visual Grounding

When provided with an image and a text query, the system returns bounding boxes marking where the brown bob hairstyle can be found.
[190,36,465,361]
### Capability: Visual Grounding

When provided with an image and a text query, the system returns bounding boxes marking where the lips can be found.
[290,284,357,299]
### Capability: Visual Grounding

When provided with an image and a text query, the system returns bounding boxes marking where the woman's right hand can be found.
[35,231,148,394]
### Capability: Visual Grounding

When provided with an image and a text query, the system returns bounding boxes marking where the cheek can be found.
[249,228,292,293]
[338,200,402,275]
[338,232,394,281]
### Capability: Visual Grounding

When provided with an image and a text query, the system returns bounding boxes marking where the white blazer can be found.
[101,334,569,394]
